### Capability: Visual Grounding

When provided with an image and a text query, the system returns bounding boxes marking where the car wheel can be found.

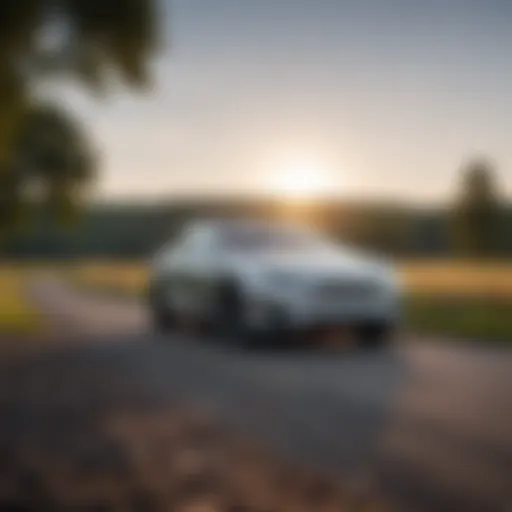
[357,323,393,350]
[148,283,175,334]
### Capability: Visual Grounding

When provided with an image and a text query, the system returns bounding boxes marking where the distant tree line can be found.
[4,157,510,260]
[5,202,511,261]
[451,158,505,258]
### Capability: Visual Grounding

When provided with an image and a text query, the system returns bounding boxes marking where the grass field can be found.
[70,261,512,343]
[402,262,512,342]
[0,266,44,337]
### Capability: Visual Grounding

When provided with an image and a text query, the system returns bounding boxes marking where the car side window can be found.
[175,229,194,255]
[153,226,216,272]
[194,230,216,254]
[175,227,215,260]
[153,228,193,265]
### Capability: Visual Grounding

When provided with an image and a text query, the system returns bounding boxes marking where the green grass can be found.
[406,296,512,343]
[0,267,44,337]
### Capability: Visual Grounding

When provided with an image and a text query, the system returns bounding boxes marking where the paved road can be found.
[25,280,512,512]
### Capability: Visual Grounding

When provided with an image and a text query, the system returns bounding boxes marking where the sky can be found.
[65,0,512,203]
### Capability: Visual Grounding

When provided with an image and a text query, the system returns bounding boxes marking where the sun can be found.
[271,160,331,199]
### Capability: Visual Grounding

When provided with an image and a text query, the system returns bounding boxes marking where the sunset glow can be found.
[270,160,332,199]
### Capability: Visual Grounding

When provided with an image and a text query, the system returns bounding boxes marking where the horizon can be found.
[54,0,512,203]
[83,192,456,211]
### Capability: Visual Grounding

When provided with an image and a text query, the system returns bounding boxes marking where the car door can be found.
[152,227,198,316]
[190,229,225,318]
[163,226,217,318]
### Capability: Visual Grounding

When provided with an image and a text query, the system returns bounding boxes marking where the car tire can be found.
[148,283,176,334]
[357,323,393,350]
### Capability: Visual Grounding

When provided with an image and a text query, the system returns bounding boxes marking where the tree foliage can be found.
[451,158,503,257]
[0,0,158,92]
[0,103,97,235]
[0,0,159,233]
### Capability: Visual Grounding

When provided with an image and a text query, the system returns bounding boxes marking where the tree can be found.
[0,0,159,232]
[0,103,96,233]
[451,158,502,258]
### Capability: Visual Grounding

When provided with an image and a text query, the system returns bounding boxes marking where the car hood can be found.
[231,248,390,281]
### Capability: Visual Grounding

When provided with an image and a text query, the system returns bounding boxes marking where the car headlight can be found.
[380,266,402,295]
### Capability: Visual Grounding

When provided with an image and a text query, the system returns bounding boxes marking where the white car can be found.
[148,219,402,347]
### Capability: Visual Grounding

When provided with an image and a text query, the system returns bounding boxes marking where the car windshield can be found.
[219,224,333,253]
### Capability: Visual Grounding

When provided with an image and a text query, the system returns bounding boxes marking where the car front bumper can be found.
[245,293,402,333]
